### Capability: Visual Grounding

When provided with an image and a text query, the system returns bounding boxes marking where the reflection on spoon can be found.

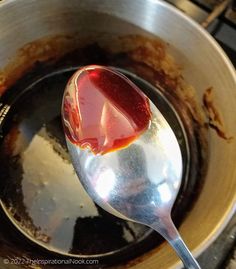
[62,65,201,269]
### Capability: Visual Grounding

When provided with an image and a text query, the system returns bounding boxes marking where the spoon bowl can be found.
[66,100,182,224]
[62,65,201,269]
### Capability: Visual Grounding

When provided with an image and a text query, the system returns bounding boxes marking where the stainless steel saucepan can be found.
[0,0,235,268]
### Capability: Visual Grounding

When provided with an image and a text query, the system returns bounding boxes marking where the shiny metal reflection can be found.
[65,71,200,268]
[67,101,182,223]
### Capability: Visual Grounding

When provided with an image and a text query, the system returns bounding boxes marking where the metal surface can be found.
[198,215,236,268]
[194,0,236,25]
[0,0,236,268]
[191,0,236,26]
[166,0,236,53]
[201,0,230,28]
[164,1,236,268]
[64,66,200,269]
[161,1,236,268]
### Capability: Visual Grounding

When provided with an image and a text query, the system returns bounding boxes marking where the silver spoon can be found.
[62,65,201,269]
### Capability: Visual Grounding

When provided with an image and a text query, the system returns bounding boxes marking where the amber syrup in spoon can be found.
[62,65,151,154]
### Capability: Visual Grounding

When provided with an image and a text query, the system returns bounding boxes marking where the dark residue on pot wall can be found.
[0,34,230,141]
[0,35,81,95]
[0,34,226,268]
[203,87,233,141]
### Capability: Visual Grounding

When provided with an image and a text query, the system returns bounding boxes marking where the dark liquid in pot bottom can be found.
[0,44,206,267]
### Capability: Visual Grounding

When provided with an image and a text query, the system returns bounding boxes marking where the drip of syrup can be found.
[62,65,151,154]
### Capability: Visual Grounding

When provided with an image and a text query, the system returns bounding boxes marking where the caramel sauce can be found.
[62,66,151,154]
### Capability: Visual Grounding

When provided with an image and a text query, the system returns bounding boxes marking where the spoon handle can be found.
[151,217,201,269]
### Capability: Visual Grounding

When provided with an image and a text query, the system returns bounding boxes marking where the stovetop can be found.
[166,0,236,67]
[164,1,236,268]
